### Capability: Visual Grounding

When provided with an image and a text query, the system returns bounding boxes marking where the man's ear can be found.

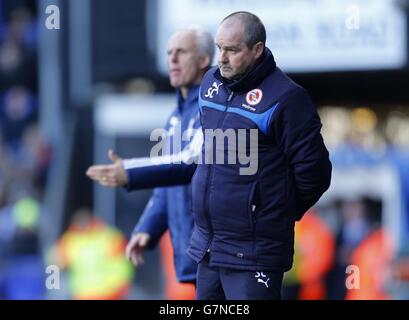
[199,55,211,70]
[253,42,264,60]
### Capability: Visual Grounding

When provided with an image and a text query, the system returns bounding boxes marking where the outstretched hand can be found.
[86,149,128,187]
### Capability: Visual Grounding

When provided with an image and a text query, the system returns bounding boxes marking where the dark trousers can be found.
[196,254,284,300]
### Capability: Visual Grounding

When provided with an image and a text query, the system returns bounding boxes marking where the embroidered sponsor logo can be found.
[241,104,256,112]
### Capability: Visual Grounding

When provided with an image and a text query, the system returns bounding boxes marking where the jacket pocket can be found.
[247,181,259,230]
[285,166,297,221]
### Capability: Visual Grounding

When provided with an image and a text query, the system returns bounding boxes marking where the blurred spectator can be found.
[339,199,371,264]
[282,210,335,300]
[159,231,196,300]
[325,197,385,299]
[3,4,37,48]
[50,208,134,300]
[14,124,52,190]
[346,228,394,300]
[0,86,37,151]
[0,189,45,299]
[0,3,37,91]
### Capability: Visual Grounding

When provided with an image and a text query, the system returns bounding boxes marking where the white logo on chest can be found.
[205,82,222,99]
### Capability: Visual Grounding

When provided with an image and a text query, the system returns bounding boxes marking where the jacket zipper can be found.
[203,90,234,253]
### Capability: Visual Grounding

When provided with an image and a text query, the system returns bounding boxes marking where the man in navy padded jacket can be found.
[186,12,332,299]
[86,27,214,284]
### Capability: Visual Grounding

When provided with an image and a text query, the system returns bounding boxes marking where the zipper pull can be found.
[227,92,234,102]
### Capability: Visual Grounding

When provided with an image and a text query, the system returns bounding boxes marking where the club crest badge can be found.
[246,89,263,106]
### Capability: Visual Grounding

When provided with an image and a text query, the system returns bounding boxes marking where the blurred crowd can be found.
[0,3,136,301]
[0,0,51,299]
[281,105,409,299]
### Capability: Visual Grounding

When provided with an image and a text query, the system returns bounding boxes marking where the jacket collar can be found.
[214,47,276,93]
[176,84,200,113]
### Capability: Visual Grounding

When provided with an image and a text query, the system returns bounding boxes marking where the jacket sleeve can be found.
[272,88,332,221]
[123,127,202,191]
[132,187,168,249]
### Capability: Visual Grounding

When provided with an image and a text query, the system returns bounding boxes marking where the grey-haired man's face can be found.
[167,31,204,88]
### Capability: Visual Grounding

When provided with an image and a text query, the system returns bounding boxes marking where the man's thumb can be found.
[108,149,120,163]
[139,235,150,247]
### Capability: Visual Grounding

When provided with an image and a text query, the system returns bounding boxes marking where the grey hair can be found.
[221,11,266,48]
[184,25,215,66]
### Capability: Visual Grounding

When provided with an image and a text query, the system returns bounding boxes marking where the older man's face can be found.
[167,31,203,89]
[216,20,259,80]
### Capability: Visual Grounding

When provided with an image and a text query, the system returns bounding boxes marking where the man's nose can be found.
[218,50,228,64]
[169,52,178,63]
